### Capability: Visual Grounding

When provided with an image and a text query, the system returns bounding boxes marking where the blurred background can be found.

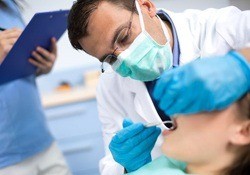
[19,1,249,175]
[22,0,250,83]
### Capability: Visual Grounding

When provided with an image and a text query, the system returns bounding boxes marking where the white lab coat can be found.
[97,6,250,175]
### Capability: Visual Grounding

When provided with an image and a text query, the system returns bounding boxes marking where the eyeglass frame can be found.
[101,0,136,73]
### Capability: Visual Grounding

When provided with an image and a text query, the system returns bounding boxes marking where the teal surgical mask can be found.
[112,1,173,81]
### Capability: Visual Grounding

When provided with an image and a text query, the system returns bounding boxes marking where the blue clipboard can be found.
[0,10,69,85]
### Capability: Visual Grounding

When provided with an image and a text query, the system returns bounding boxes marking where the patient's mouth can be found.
[162,118,177,136]
[172,118,178,130]
[165,118,177,130]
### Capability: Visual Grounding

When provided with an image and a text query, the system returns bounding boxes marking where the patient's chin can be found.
[161,131,183,160]
[161,140,176,158]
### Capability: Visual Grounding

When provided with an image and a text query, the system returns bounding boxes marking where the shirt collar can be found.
[157,10,180,67]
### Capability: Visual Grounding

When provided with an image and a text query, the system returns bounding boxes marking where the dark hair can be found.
[223,93,250,175]
[67,0,136,50]
[13,0,27,10]
[0,0,26,10]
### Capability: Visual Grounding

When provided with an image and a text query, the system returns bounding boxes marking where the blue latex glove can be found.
[109,119,161,172]
[153,51,250,115]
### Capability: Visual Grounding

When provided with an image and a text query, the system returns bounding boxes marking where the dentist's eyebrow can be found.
[112,23,128,47]
[99,22,129,63]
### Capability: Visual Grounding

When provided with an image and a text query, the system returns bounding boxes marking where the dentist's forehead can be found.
[79,1,133,59]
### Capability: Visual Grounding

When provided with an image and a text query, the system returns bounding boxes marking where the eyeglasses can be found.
[101,0,136,73]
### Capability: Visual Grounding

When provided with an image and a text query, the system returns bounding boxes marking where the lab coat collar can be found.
[124,78,164,125]
[158,8,201,65]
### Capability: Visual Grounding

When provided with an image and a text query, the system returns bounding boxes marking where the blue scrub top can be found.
[145,10,180,123]
[0,1,53,168]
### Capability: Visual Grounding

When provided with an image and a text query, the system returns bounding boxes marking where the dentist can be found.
[67,0,250,174]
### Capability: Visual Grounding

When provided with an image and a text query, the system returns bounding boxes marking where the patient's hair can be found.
[67,0,136,50]
[223,93,250,175]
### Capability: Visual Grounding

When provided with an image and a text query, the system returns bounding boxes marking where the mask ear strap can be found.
[135,1,145,31]
[157,15,171,43]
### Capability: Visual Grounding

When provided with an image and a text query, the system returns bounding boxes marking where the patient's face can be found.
[161,105,238,164]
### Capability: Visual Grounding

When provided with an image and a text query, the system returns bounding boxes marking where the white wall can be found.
[229,0,250,10]
[22,0,249,73]
[154,0,230,12]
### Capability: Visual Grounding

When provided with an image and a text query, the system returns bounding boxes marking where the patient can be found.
[127,93,250,175]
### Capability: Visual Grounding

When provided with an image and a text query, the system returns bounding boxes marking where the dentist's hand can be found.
[153,51,250,115]
[29,37,57,76]
[109,119,161,173]
[0,28,22,64]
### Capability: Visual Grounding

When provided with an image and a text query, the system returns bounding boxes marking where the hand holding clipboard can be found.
[0,28,22,65]
[28,37,57,76]
[0,10,69,85]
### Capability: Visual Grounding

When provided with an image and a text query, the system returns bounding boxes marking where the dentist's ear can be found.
[138,0,157,18]
[230,121,250,146]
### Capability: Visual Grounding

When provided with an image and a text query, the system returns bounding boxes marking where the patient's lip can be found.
[162,129,172,136]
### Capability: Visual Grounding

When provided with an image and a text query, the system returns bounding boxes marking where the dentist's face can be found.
[78,0,168,62]
[161,105,239,165]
